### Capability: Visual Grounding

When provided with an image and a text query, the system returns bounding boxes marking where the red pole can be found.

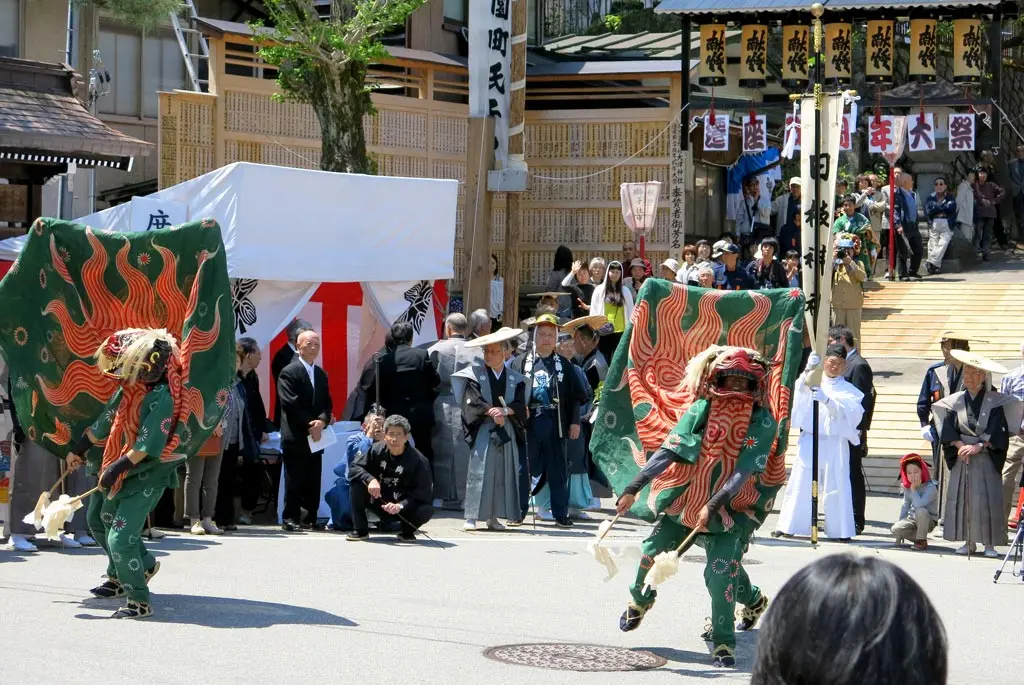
[888,169,896,280]
[639,235,647,260]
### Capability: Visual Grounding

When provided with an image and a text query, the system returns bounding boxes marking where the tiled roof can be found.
[656,0,1008,13]
[0,57,151,168]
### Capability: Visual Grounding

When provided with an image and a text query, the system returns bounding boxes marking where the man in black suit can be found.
[271,318,314,428]
[828,325,875,535]
[364,322,440,464]
[278,329,333,532]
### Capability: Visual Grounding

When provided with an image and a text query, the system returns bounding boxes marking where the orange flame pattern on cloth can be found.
[623,284,796,527]
[34,228,223,494]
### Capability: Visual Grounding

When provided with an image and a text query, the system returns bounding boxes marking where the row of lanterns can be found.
[699,18,983,89]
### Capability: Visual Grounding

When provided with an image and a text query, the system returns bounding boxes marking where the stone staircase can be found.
[786,278,1024,494]
[859,280,1024,360]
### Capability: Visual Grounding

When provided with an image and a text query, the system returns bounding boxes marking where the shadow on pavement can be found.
[648,638,757,678]
[74,593,358,629]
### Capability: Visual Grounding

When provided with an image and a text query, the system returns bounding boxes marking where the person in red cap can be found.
[891,454,939,550]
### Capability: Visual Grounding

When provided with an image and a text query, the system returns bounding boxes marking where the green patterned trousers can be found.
[629,516,762,648]
[86,486,164,603]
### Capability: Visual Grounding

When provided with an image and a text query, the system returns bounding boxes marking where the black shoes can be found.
[736,594,769,632]
[312,522,327,531]
[281,520,302,532]
[711,644,736,668]
[90,579,125,599]
[619,602,650,632]
[346,531,369,542]
[554,517,574,529]
[396,532,417,543]
[112,600,153,619]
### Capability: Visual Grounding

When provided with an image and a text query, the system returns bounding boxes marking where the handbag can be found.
[197,433,222,458]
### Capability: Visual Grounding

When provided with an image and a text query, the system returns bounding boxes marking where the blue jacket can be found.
[324,432,373,529]
[925,193,956,223]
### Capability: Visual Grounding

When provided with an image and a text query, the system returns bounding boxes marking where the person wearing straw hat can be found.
[918,331,979,513]
[454,328,528,531]
[931,350,1023,557]
[511,313,585,528]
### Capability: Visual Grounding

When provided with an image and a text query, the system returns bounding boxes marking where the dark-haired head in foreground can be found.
[751,554,947,685]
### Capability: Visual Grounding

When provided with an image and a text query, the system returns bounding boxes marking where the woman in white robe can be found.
[776,345,865,540]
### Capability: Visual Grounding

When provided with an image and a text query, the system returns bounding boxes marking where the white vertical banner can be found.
[363,281,440,348]
[669,121,686,257]
[469,0,513,168]
[229,279,319,349]
[799,93,845,370]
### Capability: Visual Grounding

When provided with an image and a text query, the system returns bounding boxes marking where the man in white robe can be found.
[776,343,865,540]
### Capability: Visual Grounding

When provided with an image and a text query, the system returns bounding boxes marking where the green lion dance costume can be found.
[591,280,805,667]
[0,218,234,619]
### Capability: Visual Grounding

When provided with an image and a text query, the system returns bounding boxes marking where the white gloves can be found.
[807,353,821,371]
[810,387,830,406]
[921,425,934,443]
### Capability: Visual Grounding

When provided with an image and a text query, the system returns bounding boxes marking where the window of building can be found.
[0,0,20,58]
[443,0,466,22]
[98,24,184,118]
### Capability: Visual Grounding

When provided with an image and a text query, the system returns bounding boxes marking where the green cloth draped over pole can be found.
[591,279,806,523]
[0,218,236,465]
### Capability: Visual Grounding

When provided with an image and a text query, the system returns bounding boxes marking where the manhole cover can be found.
[682,555,762,565]
[483,643,667,672]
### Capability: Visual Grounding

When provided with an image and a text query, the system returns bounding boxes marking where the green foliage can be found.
[255,1,424,104]
[586,1,676,36]
[252,1,424,172]
[81,0,183,31]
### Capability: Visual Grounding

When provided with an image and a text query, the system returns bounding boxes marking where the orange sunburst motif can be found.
[623,284,799,526]
[35,228,223,482]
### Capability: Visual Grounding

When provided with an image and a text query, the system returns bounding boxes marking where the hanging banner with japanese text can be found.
[469,0,513,168]
[703,112,730,152]
[948,113,976,151]
[742,114,767,153]
[908,113,936,152]
[799,93,844,370]
[868,115,905,155]
[669,122,685,256]
[785,112,801,152]
[839,113,854,151]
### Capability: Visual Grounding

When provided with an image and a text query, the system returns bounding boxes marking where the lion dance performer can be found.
[591,279,805,668]
[0,218,234,618]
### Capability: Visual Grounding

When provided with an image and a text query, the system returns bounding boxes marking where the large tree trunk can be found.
[310,62,374,174]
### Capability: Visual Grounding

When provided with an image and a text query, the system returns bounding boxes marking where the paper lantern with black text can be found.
[824,22,852,85]
[782,24,810,89]
[866,20,895,85]
[953,18,983,85]
[699,24,727,87]
[910,18,938,82]
[740,24,768,89]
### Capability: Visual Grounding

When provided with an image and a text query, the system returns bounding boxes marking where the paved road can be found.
[1,493,1022,684]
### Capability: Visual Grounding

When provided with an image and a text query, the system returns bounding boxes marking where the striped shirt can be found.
[1000,365,1024,402]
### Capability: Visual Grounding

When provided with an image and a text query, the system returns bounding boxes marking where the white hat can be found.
[949,349,1008,375]
[789,177,801,187]
[661,258,680,272]
[465,327,524,348]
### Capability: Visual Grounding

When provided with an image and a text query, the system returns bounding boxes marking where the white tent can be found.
[0,162,458,283]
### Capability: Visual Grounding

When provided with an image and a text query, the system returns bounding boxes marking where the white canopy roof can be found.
[0,162,459,283]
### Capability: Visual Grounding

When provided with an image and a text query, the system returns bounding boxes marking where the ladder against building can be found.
[170,0,210,93]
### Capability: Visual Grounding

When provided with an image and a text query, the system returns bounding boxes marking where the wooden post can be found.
[464,117,496,316]
[503,0,528,327]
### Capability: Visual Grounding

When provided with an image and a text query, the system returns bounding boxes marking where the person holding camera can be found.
[830,235,867,346]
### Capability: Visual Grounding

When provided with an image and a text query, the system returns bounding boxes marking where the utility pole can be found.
[502,0,528,326]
